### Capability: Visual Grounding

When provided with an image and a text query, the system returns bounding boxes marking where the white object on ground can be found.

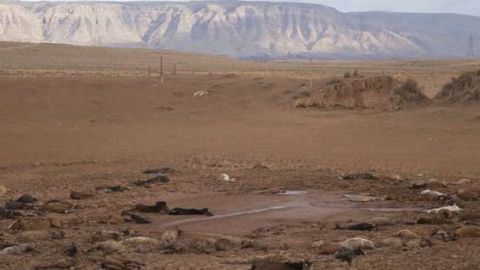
[277,190,308,196]
[426,204,462,214]
[193,90,208,97]
[220,173,235,182]
[421,189,447,198]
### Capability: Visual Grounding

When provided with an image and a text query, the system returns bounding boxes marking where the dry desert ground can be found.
[1,42,480,269]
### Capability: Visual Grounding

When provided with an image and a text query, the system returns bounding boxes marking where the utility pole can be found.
[467,35,475,58]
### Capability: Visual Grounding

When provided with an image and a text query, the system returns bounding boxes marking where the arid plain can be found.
[1,42,480,269]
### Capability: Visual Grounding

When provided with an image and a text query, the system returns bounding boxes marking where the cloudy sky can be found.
[316,0,480,16]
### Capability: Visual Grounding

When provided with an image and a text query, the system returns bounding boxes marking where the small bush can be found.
[344,71,351,79]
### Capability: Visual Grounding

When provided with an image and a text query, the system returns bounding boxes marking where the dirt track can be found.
[1,44,480,269]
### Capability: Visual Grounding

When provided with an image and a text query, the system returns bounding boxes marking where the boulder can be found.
[340,238,375,250]
[395,230,420,239]
[456,226,480,238]
[215,237,242,251]
[42,200,73,214]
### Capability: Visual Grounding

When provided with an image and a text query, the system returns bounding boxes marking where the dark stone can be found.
[168,208,213,216]
[70,191,94,200]
[63,242,78,257]
[142,167,175,174]
[134,175,170,186]
[0,207,22,219]
[335,222,376,231]
[121,211,151,224]
[16,194,37,204]
[134,201,169,214]
[334,247,365,265]
[95,185,129,193]
[341,172,379,180]
[251,260,312,270]
[5,201,33,210]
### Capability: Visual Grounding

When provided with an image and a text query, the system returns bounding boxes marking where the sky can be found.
[13,0,480,17]
[316,0,480,17]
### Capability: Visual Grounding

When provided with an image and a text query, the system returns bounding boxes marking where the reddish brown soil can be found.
[1,54,480,269]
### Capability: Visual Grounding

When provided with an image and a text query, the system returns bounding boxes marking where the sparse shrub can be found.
[294,97,319,108]
[327,78,342,85]
[344,71,351,79]
[399,79,420,94]
[353,69,359,77]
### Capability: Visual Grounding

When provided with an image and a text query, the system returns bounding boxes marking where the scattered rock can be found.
[403,238,432,249]
[90,230,123,242]
[340,238,375,251]
[185,238,217,254]
[5,201,34,210]
[169,208,213,216]
[421,189,448,200]
[432,230,456,242]
[160,229,181,245]
[96,185,130,193]
[277,190,307,196]
[250,260,312,270]
[334,247,365,265]
[219,173,235,182]
[409,180,428,189]
[310,240,324,249]
[134,201,169,214]
[455,226,480,238]
[380,237,403,248]
[426,204,462,215]
[101,254,144,270]
[134,175,170,186]
[395,230,420,239]
[252,163,270,170]
[367,216,396,226]
[63,242,78,257]
[70,190,94,200]
[456,189,480,201]
[9,218,52,231]
[42,200,73,214]
[316,242,342,255]
[16,230,64,242]
[456,179,471,185]
[92,240,126,255]
[33,257,76,269]
[193,90,209,97]
[335,222,376,231]
[340,172,379,180]
[142,167,175,174]
[0,244,34,255]
[121,237,161,253]
[16,194,37,204]
[0,207,22,219]
[417,210,462,224]
[121,212,151,224]
[215,237,241,251]
[344,194,378,202]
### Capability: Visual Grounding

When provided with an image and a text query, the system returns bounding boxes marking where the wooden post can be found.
[160,56,164,84]
[172,63,176,75]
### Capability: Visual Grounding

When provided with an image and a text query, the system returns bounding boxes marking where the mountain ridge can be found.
[0,1,479,59]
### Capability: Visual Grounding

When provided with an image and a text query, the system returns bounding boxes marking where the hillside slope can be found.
[0,1,479,58]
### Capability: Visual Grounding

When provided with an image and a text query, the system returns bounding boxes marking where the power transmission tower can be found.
[467,35,475,58]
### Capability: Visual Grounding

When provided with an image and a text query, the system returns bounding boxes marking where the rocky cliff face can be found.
[0,1,479,58]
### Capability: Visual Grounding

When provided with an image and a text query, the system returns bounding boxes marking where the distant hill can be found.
[0,1,479,59]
